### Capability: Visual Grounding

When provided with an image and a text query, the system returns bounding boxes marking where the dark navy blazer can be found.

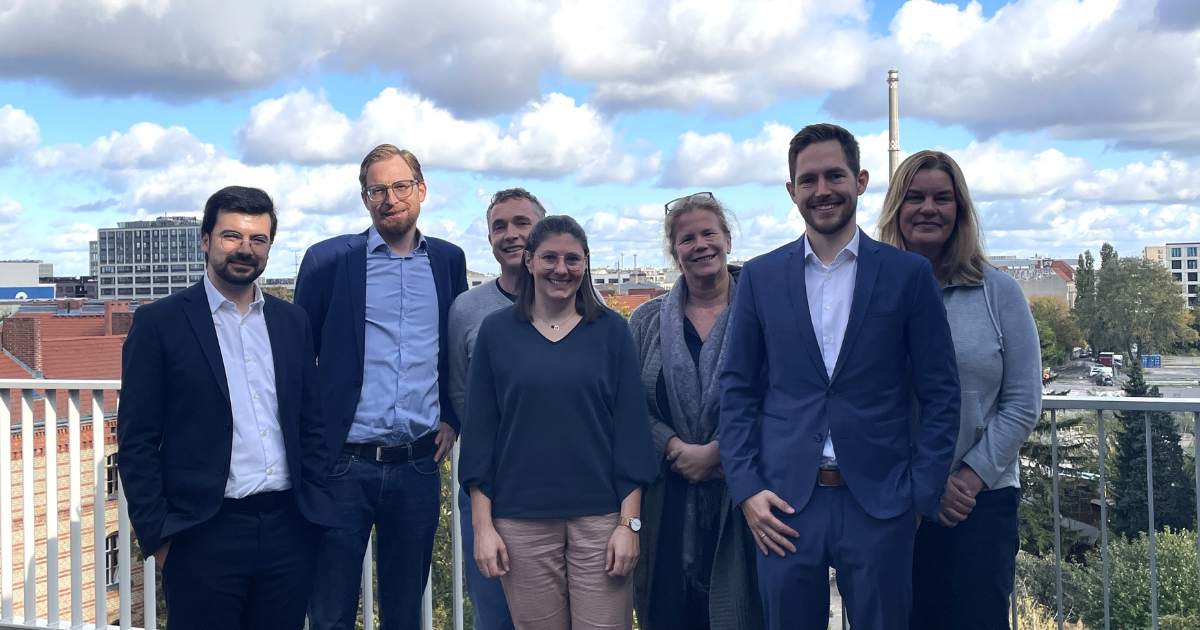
[117,282,337,557]
[718,232,961,522]
[293,230,468,463]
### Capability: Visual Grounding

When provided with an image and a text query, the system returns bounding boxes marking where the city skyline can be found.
[0,0,1198,279]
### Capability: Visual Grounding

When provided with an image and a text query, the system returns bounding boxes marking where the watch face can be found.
[629,517,642,532]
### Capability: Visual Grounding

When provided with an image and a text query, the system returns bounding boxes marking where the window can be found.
[135,288,151,296]
[153,287,169,295]
[105,533,119,587]
[1190,273,1198,282]
[1189,247,1197,257]
[171,264,187,272]
[1172,260,1182,269]
[135,265,150,273]
[100,277,115,285]
[105,453,118,498]
[117,288,133,296]
[117,266,133,274]
[1189,260,1197,270]
[154,265,168,272]
[1191,285,1198,294]
[189,263,205,271]
[1171,248,1182,257]
[153,275,168,283]
[135,276,150,284]
[171,275,187,283]
[189,275,203,282]
[100,266,115,274]
[100,288,115,296]
[116,277,133,285]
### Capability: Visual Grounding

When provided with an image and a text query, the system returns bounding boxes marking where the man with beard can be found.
[447,188,545,630]
[718,123,961,630]
[295,145,469,630]
[118,186,337,630]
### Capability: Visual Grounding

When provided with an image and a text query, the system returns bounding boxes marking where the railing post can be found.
[451,443,463,630]
[1194,411,1200,626]
[1145,412,1159,630]
[142,556,155,630]
[423,566,433,630]
[116,480,131,629]
[46,390,61,627]
[1097,409,1109,630]
[92,391,106,629]
[21,389,35,623]
[0,389,12,623]
[1050,409,1063,630]
[362,532,374,630]
[68,390,83,630]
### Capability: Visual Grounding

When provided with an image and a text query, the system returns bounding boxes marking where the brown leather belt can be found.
[817,467,846,487]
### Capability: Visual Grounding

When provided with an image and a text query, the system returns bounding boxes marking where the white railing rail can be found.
[0,381,1195,630]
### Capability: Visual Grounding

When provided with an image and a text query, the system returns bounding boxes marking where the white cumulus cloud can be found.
[235,88,659,184]
[0,105,40,166]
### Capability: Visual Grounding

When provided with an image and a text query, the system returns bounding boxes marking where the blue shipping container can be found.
[1141,354,1162,368]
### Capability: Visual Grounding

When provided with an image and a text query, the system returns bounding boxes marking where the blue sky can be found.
[1,0,1199,278]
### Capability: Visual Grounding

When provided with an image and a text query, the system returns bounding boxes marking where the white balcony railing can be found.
[0,380,1196,630]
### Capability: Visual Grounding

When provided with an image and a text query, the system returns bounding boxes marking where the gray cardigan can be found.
[628,272,764,630]
[940,265,1043,490]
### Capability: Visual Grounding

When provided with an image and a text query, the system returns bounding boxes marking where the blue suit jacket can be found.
[117,282,337,557]
[294,230,469,462]
[718,232,961,521]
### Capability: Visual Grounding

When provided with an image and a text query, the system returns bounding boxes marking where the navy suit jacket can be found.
[293,230,469,462]
[117,282,337,558]
[718,232,961,522]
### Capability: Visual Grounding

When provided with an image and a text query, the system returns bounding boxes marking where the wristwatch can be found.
[622,517,642,532]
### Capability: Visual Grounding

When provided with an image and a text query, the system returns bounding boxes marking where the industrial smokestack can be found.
[888,68,899,179]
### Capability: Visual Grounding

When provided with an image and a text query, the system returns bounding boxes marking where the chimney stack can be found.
[888,68,899,180]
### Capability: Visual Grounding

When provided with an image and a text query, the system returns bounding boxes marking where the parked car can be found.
[1090,365,1104,376]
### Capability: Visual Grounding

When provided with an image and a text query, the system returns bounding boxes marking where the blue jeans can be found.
[459,487,516,630]
[307,450,442,630]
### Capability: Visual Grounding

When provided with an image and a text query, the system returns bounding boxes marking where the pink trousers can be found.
[493,513,634,630]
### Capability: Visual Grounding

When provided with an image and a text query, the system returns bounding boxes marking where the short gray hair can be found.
[486,188,546,222]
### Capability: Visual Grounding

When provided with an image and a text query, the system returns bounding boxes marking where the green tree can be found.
[1074,250,1098,349]
[1074,528,1199,630]
[1091,245,1197,356]
[1029,295,1085,366]
[1019,411,1095,556]
[1110,359,1197,537]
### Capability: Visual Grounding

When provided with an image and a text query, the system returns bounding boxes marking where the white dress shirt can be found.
[803,228,860,467]
[204,273,291,499]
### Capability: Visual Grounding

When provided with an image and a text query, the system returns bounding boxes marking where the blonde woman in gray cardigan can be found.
[878,150,1042,630]
[629,193,762,630]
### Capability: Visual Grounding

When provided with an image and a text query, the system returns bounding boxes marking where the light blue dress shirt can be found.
[803,227,860,467]
[203,273,290,498]
[349,227,442,446]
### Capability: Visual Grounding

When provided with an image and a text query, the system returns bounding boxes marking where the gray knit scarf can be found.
[658,272,736,590]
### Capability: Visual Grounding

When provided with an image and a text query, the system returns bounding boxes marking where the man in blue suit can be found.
[719,123,961,630]
[118,186,336,630]
[295,145,469,630]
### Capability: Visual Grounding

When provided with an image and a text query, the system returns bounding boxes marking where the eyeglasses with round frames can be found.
[216,231,271,254]
[363,179,421,203]
[536,252,586,271]
[664,191,714,215]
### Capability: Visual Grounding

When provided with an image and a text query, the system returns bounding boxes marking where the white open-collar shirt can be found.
[204,273,291,499]
[802,227,861,467]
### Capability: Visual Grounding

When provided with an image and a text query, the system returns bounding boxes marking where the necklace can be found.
[541,312,576,332]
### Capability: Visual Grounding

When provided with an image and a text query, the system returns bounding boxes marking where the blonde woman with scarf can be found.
[629,193,763,630]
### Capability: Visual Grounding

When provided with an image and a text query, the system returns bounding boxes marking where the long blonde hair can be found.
[877,150,989,284]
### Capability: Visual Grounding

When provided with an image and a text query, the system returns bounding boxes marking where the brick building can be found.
[0,299,143,624]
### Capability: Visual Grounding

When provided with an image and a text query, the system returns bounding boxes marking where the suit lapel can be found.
[347,233,368,367]
[830,234,881,382]
[785,242,830,384]
[183,282,230,402]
